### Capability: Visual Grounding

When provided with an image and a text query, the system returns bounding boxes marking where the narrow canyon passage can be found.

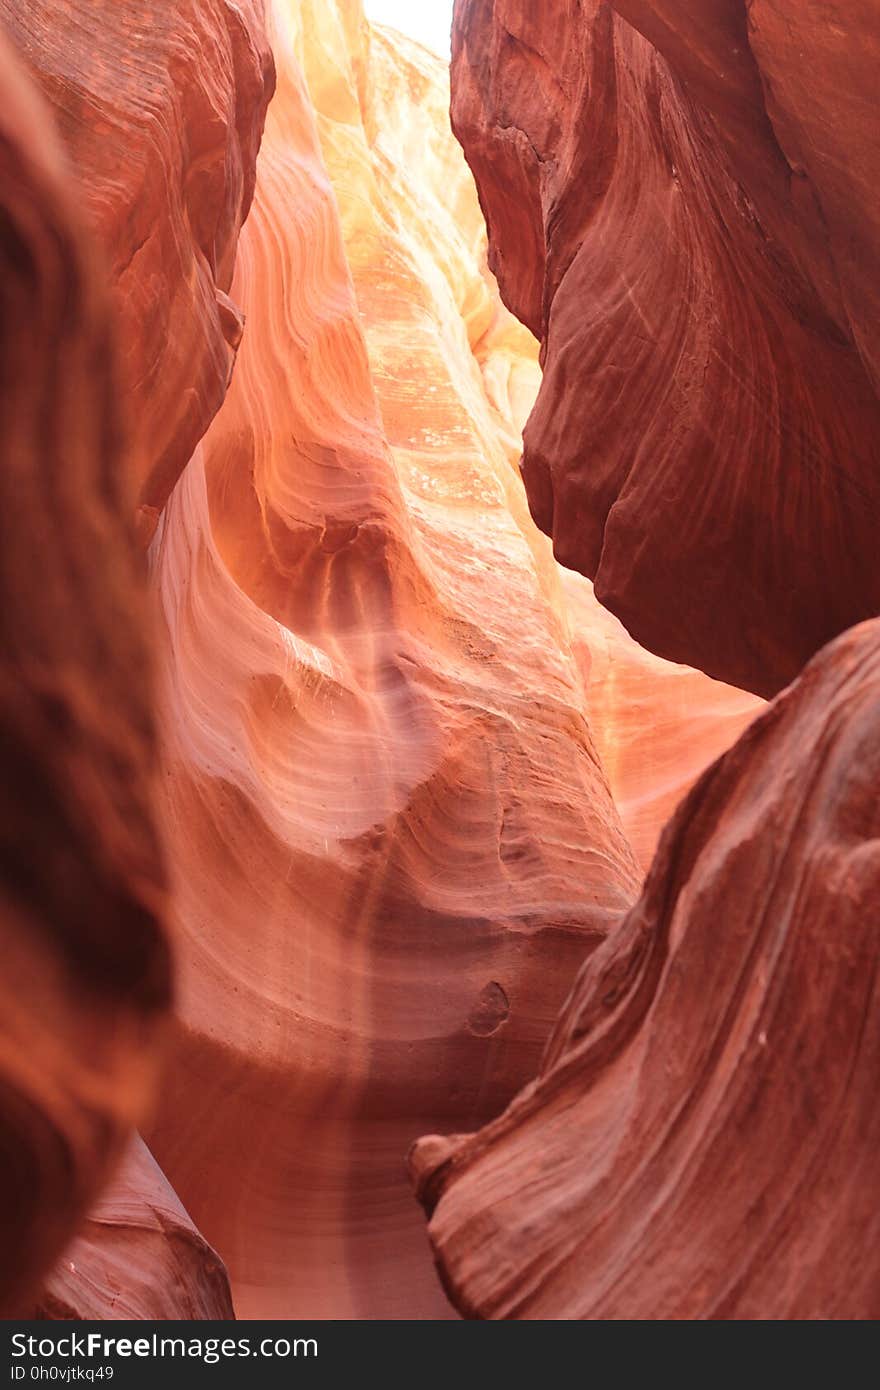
[1,0,877,1325]
[142,3,763,1319]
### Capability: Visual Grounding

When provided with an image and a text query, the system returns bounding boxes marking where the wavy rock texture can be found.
[0,0,275,541]
[744,2,880,391]
[8,0,856,1327]
[467,259,763,869]
[35,1138,232,1320]
[413,618,880,1319]
[340,16,761,873]
[0,31,169,1314]
[143,0,642,1319]
[451,0,880,698]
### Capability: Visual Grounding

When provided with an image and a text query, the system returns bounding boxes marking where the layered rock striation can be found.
[35,1138,233,1320]
[0,0,275,541]
[409,0,880,1321]
[414,618,880,1319]
[7,0,873,1327]
[143,0,641,1320]
[451,0,880,697]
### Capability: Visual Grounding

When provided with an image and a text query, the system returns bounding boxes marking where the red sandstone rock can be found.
[0,31,169,1314]
[35,1138,232,1320]
[412,618,880,1319]
[0,0,275,539]
[142,0,639,1320]
[451,0,880,697]
[745,1,880,389]
[8,0,865,1326]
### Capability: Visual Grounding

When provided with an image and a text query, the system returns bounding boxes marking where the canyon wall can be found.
[0,0,274,542]
[413,617,880,1319]
[5,0,872,1324]
[0,0,274,1315]
[408,0,880,1320]
[135,0,748,1318]
[0,0,760,1318]
[142,0,640,1319]
[137,1,764,1318]
[0,29,170,1314]
[451,0,880,698]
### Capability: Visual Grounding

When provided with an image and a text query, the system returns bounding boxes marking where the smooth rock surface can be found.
[0,0,275,539]
[451,0,880,697]
[413,618,880,1319]
[35,1138,233,1320]
[144,0,639,1320]
[0,30,169,1314]
[565,575,762,868]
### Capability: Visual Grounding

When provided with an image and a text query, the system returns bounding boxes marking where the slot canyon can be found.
[0,0,877,1322]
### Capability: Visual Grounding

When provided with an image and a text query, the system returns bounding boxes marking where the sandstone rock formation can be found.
[0,29,169,1315]
[6,0,874,1327]
[408,0,880,1319]
[565,575,761,868]
[142,1,641,1319]
[413,618,880,1319]
[36,1138,233,1320]
[0,0,275,542]
[451,0,880,697]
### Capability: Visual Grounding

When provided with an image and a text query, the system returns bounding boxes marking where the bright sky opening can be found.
[363,0,453,59]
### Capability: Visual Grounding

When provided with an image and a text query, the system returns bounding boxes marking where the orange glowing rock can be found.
[563,575,762,869]
[8,0,856,1327]
[0,0,275,536]
[143,1,638,1319]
